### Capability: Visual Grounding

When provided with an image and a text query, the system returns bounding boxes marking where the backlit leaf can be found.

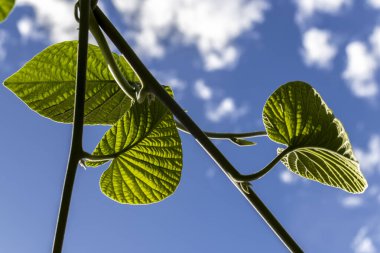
[263,81,367,193]
[89,92,183,204]
[4,41,139,125]
[0,0,15,22]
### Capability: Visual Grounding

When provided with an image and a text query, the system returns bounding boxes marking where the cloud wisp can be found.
[279,170,299,184]
[17,0,77,43]
[301,28,337,69]
[342,41,378,98]
[341,25,380,99]
[352,225,379,253]
[0,30,8,62]
[294,0,351,25]
[355,135,380,174]
[367,0,380,9]
[193,79,248,123]
[111,0,270,71]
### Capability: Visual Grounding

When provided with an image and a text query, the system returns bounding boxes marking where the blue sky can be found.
[1,0,380,252]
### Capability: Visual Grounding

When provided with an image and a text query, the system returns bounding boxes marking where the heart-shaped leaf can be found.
[0,0,15,22]
[88,92,183,204]
[4,41,139,125]
[263,81,367,193]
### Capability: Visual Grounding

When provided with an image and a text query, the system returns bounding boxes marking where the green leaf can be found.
[88,93,183,204]
[4,41,140,125]
[230,138,256,146]
[0,0,15,22]
[263,81,367,193]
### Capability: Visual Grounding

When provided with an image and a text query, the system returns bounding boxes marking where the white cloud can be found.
[367,0,380,9]
[279,170,298,184]
[165,77,186,92]
[367,186,380,204]
[355,135,380,174]
[341,196,364,208]
[355,238,377,253]
[342,41,378,98]
[194,79,213,100]
[204,46,239,71]
[112,0,139,13]
[152,71,187,100]
[206,97,248,122]
[113,0,270,71]
[342,26,380,99]
[17,0,77,42]
[17,16,33,39]
[193,79,248,122]
[0,30,7,62]
[294,0,351,23]
[370,27,380,58]
[353,227,378,253]
[301,28,337,69]
[17,16,44,41]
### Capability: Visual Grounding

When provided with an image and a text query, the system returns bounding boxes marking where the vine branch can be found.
[86,7,137,101]
[92,6,303,253]
[175,120,266,145]
[234,147,294,181]
[52,0,90,252]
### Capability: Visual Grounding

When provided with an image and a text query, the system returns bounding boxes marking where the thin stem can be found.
[88,9,137,101]
[178,118,290,181]
[176,120,267,140]
[52,1,90,252]
[82,152,115,162]
[236,184,302,252]
[93,7,303,253]
[234,147,294,181]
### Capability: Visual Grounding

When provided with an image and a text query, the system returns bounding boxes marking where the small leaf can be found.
[4,41,140,125]
[230,138,256,146]
[89,91,183,204]
[0,0,15,22]
[263,81,367,193]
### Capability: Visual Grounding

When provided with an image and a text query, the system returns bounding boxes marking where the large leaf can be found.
[88,93,183,204]
[263,81,367,193]
[0,0,15,22]
[4,41,140,125]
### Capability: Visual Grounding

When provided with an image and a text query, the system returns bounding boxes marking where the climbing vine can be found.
[0,1,367,252]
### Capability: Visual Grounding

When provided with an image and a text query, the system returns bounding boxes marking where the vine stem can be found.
[236,147,294,181]
[175,120,266,145]
[86,8,137,101]
[93,7,303,253]
[52,0,90,252]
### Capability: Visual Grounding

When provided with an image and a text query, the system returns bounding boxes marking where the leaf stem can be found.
[93,7,303,253]
[82,152,115,162]
[52,1,90,252]
[176,120,266,143]
[87,8,137,101]
[234,147,294,181]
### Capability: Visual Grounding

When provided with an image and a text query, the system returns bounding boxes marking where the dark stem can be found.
[93,7,303,253]
[52,0,90,252]
[175,120,267,141]
[82,152,115,162]
[235,147,293,181]
[87,9,137,101]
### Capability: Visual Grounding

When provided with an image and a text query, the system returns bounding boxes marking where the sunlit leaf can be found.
[263,81,367,193]
[0,0,15,22]
[4,41,139,125]
[88,92,183,204]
